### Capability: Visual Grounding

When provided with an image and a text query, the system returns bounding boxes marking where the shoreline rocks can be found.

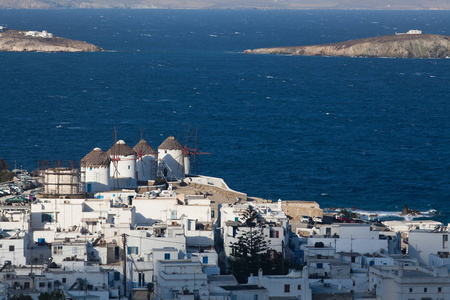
[244,33,450,59]
[0,30,101,52]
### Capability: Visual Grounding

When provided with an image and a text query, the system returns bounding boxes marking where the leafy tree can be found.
[0,158,14,183]
[8,295,33,300]
[0,158,8,171]
[228,206,271,283]
[38,291,65,300]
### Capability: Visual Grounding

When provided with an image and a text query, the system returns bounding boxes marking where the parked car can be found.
[313,216,323,223]
[335,215,354,223]
[301,215,310,223]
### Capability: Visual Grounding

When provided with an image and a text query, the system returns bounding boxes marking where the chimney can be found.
[398,262,404,277]
[258,268,263,287]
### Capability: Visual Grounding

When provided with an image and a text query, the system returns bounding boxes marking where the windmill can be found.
[180,125,211,175]
[133,136,158,182]
[107,127,138,189]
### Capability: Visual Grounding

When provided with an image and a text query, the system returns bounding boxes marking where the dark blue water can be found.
[1,10,449,221]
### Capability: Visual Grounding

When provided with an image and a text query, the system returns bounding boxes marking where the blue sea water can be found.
[0,9,449,221]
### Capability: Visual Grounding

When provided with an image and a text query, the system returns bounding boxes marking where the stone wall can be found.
[281,201,323,222]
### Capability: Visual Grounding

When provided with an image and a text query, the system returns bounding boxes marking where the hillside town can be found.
[0,136,449,300]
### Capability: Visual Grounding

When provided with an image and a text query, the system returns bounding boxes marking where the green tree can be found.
[8,294,33,300]
[0,158,14,183]
[228,206,271,283]
[38,290,65,300]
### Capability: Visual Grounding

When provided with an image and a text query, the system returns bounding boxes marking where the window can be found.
[211,210,215,218]
[438,287,442,292]
[253,295,258,300]
[39,282,45,287]
[316,263,323,269]
[53,246,63,255]
[128,165,130,169]
[203,256,208,264]
[42,214,52,222]
[298,285,301,290]
[9,245,14,252]
[409,288,413,292]
[424,287,427,292]
[351,256,356,263]
[284,284,290,293]
[164,253,170,260]
[62,278,66,283]
[24,282,30,289]
[127,247,138,255]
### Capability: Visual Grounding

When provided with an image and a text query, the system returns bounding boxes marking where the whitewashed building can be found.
[133,139,158,182]
[408,229,450,266]
[158,136,184,181]
[307,223,401,256]
[220,202,289,258]
[369,264,450,299]
[247,268,312,300]
[107,140,137,188]
[81,147,111,196]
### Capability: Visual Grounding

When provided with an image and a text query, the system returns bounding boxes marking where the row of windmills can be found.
[80,136,187,195]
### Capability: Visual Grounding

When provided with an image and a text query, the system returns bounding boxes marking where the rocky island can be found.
[244,32,450,59]
[0,29,101,52]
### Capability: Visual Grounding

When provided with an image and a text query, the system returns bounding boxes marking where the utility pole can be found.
[122,233,127,299]
[281,240,285,274]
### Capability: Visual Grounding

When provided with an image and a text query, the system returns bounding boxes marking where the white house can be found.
[369,264,450,299]
[408,229,450,266]
[307,223,401,256]
[153,259,208,299]
[247,268,312,299]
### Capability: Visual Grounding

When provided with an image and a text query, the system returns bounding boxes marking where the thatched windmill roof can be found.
[81,148,111,168]
[133,139,157,156]
[106,140,136,157]
[158,136,183,150]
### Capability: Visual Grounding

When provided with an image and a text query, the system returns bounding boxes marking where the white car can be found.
[301,215,310,223]
[313,216,323,223]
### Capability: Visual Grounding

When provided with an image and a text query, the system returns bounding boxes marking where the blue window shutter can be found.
[203,256,208,264]
[42,214,45,222]
[49,215,52,222]
[127,247,131,254]
[135,247,139,255]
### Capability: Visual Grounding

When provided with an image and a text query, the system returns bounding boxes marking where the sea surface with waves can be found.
[0,9,449,222]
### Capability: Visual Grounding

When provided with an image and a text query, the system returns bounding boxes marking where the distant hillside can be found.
[0,0,449,9]
[244,33,450,58]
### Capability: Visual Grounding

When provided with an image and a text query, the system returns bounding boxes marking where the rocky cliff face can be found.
[245,34,450,59]
[0,30,101,52]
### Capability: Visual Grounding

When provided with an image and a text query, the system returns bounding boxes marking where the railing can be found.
[132,282,148,289]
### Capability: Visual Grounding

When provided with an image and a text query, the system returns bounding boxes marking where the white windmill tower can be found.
[80,147,111,196]
[106,140,137,188]
[133,139,158,183]
[157,136,184,181]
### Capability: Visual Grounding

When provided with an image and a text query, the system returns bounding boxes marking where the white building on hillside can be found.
[220,202,289,258]
[408,229,450,266]
[369,264,450,299]
[308,223,401,256]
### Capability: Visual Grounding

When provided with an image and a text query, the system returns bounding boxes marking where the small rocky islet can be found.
[244,32,450,59]
[0,28,101,52]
